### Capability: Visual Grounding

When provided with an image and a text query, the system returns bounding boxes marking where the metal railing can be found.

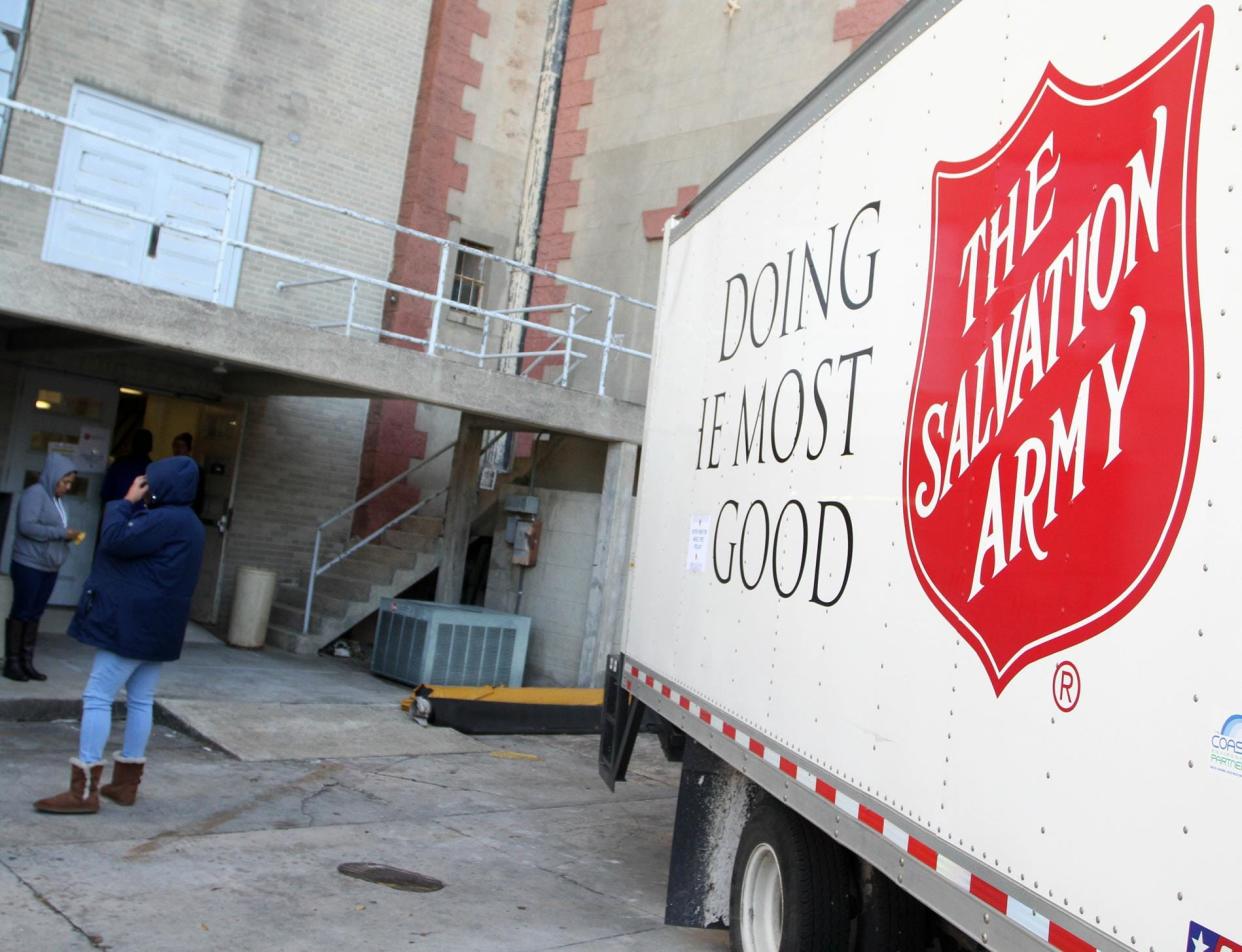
[0,95,655,399]
[302,432,506,634]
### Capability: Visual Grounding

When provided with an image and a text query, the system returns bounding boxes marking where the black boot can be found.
[20,620,47,681]
[19,620,46,680]
[3,619,28,682]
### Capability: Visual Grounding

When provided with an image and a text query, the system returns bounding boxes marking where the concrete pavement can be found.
[0,618,729,951]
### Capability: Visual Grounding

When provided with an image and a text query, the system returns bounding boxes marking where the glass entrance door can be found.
[189,402,245,625]
[2,371,117,605]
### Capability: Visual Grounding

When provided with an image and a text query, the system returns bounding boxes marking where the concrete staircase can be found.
[264,433,564,657]
[266,515,444,656]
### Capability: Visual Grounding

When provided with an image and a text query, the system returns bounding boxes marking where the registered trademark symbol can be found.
[1053,661,1081,712]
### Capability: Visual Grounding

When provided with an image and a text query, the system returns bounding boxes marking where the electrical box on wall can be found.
[512,519,541,567]
[504,494,540,516]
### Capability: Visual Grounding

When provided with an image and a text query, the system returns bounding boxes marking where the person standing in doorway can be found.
[4,454,80,682]
[170,431,206,518]
[101,429,153,505]
[33,456,204,814]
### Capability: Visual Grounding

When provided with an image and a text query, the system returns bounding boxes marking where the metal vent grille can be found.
[372,600,530,687]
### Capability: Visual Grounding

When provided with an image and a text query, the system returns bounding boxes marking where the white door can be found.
[2,372,118,606]
[43,86,259,306]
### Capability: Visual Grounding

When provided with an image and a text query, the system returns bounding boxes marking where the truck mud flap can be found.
[598,653,646,790]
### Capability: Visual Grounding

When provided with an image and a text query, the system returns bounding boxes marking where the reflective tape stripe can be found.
[620,663,1097,952]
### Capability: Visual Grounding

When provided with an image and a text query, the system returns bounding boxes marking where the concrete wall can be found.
[0,0,431,334]
[484,487,600,686]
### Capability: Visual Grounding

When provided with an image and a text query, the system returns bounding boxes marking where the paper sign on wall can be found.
[686,514,711,573]
[76,425,110,473]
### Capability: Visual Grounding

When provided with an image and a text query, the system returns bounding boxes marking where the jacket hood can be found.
[145,456,199,508]
[38,453,78,498]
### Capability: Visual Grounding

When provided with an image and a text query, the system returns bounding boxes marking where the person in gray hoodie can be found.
[5,454,81,682]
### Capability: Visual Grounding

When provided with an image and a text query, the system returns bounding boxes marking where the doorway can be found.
[2,374,246,623]
[126,392,246,626]
[1,370,118,605]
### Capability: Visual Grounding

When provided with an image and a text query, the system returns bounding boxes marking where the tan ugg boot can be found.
[100,755,145,806]
[34,759,104,814]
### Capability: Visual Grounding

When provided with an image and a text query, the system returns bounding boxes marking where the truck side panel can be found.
[622,2,1241,949]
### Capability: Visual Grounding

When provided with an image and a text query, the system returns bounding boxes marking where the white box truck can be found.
[599,2,1240,951]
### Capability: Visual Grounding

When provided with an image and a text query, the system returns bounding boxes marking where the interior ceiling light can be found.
[118,386,144,396]
[34,400,52,410]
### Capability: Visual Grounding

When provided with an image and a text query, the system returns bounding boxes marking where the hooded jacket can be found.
[69,456,206,662]
[12,454,77,573]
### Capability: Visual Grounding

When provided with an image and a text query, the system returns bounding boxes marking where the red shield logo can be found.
[902,9,1212,694]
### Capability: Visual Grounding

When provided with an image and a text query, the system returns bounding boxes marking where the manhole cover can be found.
[337,862,445,892]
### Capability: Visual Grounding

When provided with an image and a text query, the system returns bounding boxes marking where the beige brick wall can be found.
[0,0,431,336]
[555,0,857,405]
[433,0,553,366]
[221,394,370,614]
[0,0,432,627]
[401,0,553,506]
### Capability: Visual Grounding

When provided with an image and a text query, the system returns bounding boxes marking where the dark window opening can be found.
[449,240,491,324]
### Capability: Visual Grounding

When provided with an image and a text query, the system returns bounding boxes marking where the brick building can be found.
[0,0,904,685]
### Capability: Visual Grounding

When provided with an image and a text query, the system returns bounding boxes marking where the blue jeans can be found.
[79,650,163,763]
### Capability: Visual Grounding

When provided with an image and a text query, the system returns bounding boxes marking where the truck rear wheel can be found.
[857,860,930,952]
[730,801,850,952]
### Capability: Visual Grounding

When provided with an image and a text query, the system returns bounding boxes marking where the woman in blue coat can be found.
[35,455,205,814]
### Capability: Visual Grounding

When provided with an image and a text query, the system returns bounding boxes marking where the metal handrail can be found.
[322,440,460,534]
[4,172,648,364]
[0,96,653,308]
[0,95,654,397]
[302,431,507,634]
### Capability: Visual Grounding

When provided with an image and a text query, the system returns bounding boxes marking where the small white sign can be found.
[686,514,711,573]
[76,425,110,473]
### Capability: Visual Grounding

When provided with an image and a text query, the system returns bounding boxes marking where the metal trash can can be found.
[0,574,11,624]
[227,566,277,649]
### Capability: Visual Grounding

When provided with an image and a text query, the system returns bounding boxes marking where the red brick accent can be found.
[642,185,700,241]
[522,0,607,404]
[834,0,906,50]
[356,0,491,533]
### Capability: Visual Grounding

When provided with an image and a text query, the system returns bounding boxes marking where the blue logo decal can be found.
[1210,714,1242,779]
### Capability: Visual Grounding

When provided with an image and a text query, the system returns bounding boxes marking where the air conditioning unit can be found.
[371,599,531,687]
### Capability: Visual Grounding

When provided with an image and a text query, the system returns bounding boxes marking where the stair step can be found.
[321,559,393,584]
[265,624,327,657]
[393,515,443,537]
[300,574,372,602]
[268,601,344,635]
[347,545,417,569]
[382,528,441,554]
[274,585,351,618]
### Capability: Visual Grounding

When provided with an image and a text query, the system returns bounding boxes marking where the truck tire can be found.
[857,861,930,952]
[729,801,851,952]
